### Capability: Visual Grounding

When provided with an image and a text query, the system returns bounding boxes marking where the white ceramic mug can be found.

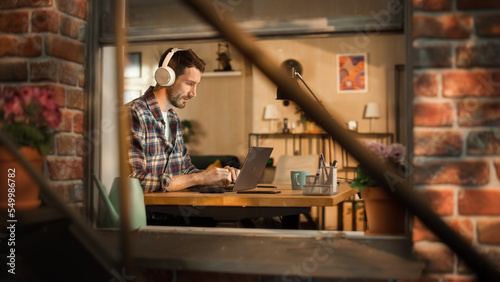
[290,170,310,190]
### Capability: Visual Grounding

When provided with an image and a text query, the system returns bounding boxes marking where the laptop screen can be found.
[232,147,273,191]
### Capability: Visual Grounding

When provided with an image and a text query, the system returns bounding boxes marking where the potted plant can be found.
[350,140,407,235]
[181,119,195,143]
[295,106,323,133]
[0,86,62,210]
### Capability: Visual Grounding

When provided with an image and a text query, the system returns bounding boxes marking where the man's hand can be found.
[224,166,240,183]
[204,167,232,187]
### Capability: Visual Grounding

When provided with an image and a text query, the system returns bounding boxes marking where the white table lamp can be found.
[364,102,381,132]
[264,104,280,132]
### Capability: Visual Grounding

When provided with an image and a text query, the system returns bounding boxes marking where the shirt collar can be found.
[144,86,163,122]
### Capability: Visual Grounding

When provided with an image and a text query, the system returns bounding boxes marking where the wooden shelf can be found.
[202,71,242,77]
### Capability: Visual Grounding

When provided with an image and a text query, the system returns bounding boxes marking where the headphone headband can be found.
[161,48,183,69]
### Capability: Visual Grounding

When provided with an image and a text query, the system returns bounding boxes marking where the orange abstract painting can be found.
[337,53,367,93]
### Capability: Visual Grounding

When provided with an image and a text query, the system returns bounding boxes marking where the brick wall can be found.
[412,0,500,280]
[0,0,88,205]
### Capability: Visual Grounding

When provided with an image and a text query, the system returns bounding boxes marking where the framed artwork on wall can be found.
[337,53,367,93]
[124,90,141,104]
[124,52,141,78]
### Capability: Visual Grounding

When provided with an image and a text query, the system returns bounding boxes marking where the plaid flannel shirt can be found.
[128,87,201,192]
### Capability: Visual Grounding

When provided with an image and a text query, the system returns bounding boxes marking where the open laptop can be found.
[198,147,273,193]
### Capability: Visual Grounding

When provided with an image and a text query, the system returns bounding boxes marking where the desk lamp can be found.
[263,104,280,132]
[364,102,381,132]
[276,59,331,116]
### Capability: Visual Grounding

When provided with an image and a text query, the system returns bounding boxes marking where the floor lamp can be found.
[364,102,380,133]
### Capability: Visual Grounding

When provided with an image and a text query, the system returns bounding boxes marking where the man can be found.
[128,48,239,192]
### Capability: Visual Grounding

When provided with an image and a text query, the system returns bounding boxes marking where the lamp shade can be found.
[364,102,381,119]
[264,104,280,120]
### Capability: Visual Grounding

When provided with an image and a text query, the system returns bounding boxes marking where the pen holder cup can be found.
[303,166,338,196]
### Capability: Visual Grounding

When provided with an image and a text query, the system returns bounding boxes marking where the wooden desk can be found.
[145,184,358,229]
[144,183,357,207]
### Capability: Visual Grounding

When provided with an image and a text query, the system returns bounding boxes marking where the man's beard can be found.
[168,90,189,109]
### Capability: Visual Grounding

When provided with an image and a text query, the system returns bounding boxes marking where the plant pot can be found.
[360,186,406,235]
[0,146,43,210]
[304,121,323,133]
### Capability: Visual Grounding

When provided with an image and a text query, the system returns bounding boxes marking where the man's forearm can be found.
[165,172,204,191]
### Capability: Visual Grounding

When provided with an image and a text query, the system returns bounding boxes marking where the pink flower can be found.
[387,143,406,164]
[37,89,57,109]
[364,140,406,164]
[43,108,62,128]
[4,92,24,121]
[19,86,36,104]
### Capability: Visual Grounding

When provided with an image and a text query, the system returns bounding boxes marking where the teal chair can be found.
[93,174,147,229]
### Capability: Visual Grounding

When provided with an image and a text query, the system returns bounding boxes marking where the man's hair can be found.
[158,48,206,78]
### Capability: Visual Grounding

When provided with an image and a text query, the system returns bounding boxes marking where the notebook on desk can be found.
[198,147,273,193]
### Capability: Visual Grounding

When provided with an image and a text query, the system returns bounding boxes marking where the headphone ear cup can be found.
[154,66,176,87]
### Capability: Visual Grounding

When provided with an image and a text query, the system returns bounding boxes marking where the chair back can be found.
[109,177,147,229]
[272,154,320,184]
[93,173,120,228]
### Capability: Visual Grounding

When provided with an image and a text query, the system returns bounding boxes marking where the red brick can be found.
[414,72,439,97]
[0,11,30,33]
[0,60,27,81]
[414,130,462,156]
[45,34,84,63]
[32,9,58,33]
[67,88,84,110]
[413,242,454,272]
[467,130,500,155]
[413,14,472,39]
[30,59,59,82]
[456,42,500,68]
[413,217,440,242]
[476,14,500,37]
[477,219,500,244]
[59,61,81,86]
[413,0,452,11]
[415,188,455,216]
[443,275,478,282]
[59,15,80,39]
[479,248,500,271]
[58,109,72,132]
[457,100,500,126]
[448,218,474,245]
[459,189,500,215]
[443,70,500,98]
[413,217,474,245]
[457,0,500,10]
[0,35,43,57]
[75,134,85,157]
[413,44,452,68]
[495,160,500,181]
[56,133,75,155]
[78,67,85,87]
[50,182,72,203]
[0,0,52,9]
[456,258,475,275]
[37,83,65,107]
[47,157,83,180]
[56,0,87,19]
[414,160,490,185]
[414,102,454,127]
[73,111,84,133]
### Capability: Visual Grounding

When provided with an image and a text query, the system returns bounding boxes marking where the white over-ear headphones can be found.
[155,48,183,87]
